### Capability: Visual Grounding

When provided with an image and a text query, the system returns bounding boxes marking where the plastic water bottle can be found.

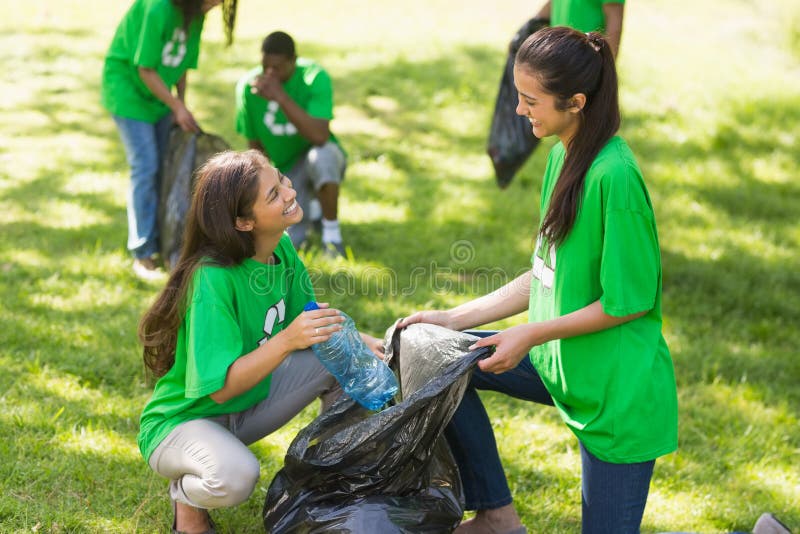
[304,302,398,410]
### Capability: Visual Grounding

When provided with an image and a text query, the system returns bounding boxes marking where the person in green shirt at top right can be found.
[399,27,677,533]
[535,0,624,57]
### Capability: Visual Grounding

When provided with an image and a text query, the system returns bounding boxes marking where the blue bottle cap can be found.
[303,301,320,311]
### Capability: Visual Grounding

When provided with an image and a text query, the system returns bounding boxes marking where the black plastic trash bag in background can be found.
[158,127,230,269]
[487,17,549,189]
[262,323,491,533]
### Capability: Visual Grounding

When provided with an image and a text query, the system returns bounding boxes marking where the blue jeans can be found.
[112,114,172,259]
[446,354,655,534]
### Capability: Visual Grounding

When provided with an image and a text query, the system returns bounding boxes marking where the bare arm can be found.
[472,300,646,373]
[138,66,199,132]
[209,328,296,403]
[209,306,344,403]
[276,94,330,145]
[602,3,624,58]
[447,270,532,330]
[398,270,532,331]
[176,72,187,102]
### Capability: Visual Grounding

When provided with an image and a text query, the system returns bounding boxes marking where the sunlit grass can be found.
[1,0,798,532]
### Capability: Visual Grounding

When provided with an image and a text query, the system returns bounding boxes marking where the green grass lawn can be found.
[1,0,798,532]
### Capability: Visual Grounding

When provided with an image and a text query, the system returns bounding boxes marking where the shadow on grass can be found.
[0,412,146,529]
[2,28,799,531]
[621,97,800,414]
[623,95,800,230]
[0,370,294,532]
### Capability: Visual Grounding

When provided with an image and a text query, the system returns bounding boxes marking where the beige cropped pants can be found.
[147,349,339,509]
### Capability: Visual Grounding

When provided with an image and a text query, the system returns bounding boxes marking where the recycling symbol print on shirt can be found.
[532,234,556,290]
[263,101,298,136]
[161,28,187,67]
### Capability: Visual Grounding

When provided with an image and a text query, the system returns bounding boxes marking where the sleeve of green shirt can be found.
[599,170,660,316]
[184,268,245,398]
[133,3,167,68]
[306,69,334,120]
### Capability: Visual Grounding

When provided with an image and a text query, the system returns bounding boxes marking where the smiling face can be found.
[513,64,584,147]
[237,166,302,239]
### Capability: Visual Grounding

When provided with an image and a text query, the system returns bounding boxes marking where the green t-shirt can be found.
[551,0,624,33]
[138,234,314,461]
[101,0,204,122]
[528,137,678,463]
[235,59,342,173]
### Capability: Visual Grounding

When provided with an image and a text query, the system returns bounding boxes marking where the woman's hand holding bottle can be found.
[280,303,344,351]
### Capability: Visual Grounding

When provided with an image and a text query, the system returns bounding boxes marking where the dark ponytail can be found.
[516,27,619,246]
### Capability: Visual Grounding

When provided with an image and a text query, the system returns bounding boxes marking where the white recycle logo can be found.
[532,234,556,289]
[161,28,187,68]
[263,100,298,136]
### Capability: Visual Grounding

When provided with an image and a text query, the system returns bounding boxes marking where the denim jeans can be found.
[580,441,654,534]
[446,348,655,533]
[112,114,172,259]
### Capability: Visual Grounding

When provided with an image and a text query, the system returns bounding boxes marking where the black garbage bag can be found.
[262,323,490,533]
[158,127,230,269]
[487,17,549,189]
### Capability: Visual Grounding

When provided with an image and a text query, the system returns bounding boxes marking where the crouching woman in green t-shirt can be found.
[399,27,677,534]
[137,150,382,533]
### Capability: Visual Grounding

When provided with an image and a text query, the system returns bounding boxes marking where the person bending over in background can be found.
[535,0,624,57]
[400,27,677,534]
[236,31,348,258]
[137,150,381,533]
[102,0,222,279]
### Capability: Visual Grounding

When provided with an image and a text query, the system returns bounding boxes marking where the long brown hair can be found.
[139,150,268,377]
[516,26,620,246]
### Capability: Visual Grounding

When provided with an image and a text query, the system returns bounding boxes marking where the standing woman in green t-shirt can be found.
[101,0,222,279]
[136,150,383,532]
[533,0,625,57]
[399,27,677,533]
